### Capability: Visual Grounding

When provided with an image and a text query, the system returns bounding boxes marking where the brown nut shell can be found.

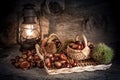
[27,55,34,61]
[60,53,67,60]
[20,61,30,69]
[22,54,27,59]
[54,61,62,69]
[34,55,40,61]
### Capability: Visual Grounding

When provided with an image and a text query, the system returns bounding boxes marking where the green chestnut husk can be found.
[91,43,114,64]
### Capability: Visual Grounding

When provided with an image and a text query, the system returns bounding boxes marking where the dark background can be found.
[0,0,16,30]
[0,0,119,30]
[0,0,119,58]
[0,0,120,80]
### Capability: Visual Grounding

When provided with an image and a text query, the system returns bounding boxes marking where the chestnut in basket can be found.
[72,61,78,67]
[75,41,84,50]
[60,53,67,60]
[45,58,51,64]
[69,41,84,50]
[54,61,62,69]
[60,60,67,64]
[50,57,55,62]
[87,41,94,50]
[54,56,59,61]
[46,62,52,68]
[69,43,78,49]
[45,53,53,58]
[53,54,60,61]
[66,63,72,68]
[45,58,52,68]
[53,39,61,48]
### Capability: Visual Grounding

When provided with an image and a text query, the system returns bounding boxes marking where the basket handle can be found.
[82,34,88,47]
[35,44,44,61]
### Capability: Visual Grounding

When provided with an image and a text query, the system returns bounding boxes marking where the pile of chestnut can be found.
[69,40,94,50]
[11,49,44,70]
[44,53,78,69]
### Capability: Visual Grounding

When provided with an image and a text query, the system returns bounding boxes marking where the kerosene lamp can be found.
[17,4,41,51]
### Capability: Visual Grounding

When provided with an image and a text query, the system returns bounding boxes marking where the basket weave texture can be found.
[66,34,90,60]
[35,33,111,75]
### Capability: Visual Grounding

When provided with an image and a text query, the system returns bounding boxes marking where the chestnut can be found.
[45,58,51,64]
[60,53,67,60]
[60,60,66,64]
[45,53,53,58]
[53,54,60,57]
[50,57,55,62]
[69,43,74,48]
[19,57,25,62]
[71,44,78,49]
[30,61,36,68]
[21,54,27,59]
[54,39,61,48]
[78,43,84,50]
[81,45,84,50]
[54,56,59,61]
[89,44,94,49]
[72,62,78,67]
[27,50,33,56]
[34,53,38,56]
[77,45,82,50]
[75,41,80,44]
[74,41,84,50]
[46,62,51,68]
[27,55,34,61]
[31,49,36,54]
[54,61,62,69]
[66,63,72,68]
[82,41,85,48]
[20,61,30,70]
[37,61,44,68]
[34,55,40,61]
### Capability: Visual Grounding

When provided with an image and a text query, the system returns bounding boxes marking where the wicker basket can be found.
[35,43,111,75]
[44,64,111,75]
[35,34,111,75]
[66,34,90,60]
[43,33,62,54]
